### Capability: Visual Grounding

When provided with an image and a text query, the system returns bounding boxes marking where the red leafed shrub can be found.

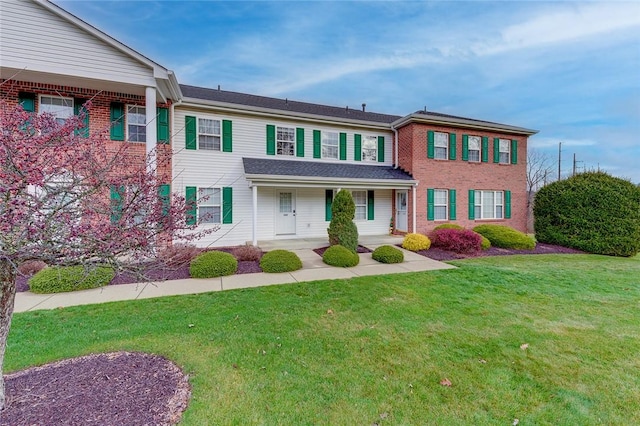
[232,245,263,261]
[17,260,48,277]
[431,228,482,254]
[159,244,203,267]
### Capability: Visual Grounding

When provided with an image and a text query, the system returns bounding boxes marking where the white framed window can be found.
[198,187,221,224]
[434,189,448,221]
[352,190,367,221]
[362,135,377,161]
[468,136,481,162]
[475,190,503,220]
[277,126,295,156]
[434,131,448,159]
[198,118,221,150]
[499,139,510,164]
[127,105,146,142]
[39,95,73,125]
[322,131,339,159]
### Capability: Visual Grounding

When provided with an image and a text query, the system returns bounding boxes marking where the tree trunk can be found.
[0,259,17,410]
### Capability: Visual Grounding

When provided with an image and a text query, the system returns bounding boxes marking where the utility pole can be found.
[573,153,576,176]
[558,142,562,181]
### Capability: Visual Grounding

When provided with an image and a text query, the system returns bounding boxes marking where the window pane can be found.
[40,96,73,124]
[434,132,448,147]
[352,190,367,220]
[362,135,377,161]
[322,132,338,159]
[199,135,220,150]
[277,127,295,141]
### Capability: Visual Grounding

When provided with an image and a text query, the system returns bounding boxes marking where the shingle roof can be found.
[243,157,415,182]
[180,84,402,124]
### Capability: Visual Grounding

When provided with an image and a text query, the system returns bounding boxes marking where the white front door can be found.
[396,190,408,232]
[276,190,296,235]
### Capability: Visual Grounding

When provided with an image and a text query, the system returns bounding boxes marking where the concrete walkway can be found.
[14,236,454,313]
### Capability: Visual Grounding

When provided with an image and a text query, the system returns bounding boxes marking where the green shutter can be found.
[222,187,233,224]
[427,130,435,159]
[325,189,333,221]
[354,134,362,161]
[157,107,169,144]
[159,184,170,216]
[449,189,457,220]
[313,130,321,158]
[18,92,35,112]
[504,190,511,219]
[74,98,89,138]
[468,189,475,220]
[481,137,489,162]
[493,138,500,163]
[378,136,385,162]
[222,119,233,152]
[339,132,347,160]
[449,133,457,160]
[511,139,518,164]
[110,185,124,223]
[185,186,197,225]
[296,127,305,157]
[266,124,276,155]
[462,135,469,161]
[367,190,375,220]
[427,188,434,221]
[110,102,124,141]
[185,116,196,150]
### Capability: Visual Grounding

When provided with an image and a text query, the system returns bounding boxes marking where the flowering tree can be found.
[0,99,210,408]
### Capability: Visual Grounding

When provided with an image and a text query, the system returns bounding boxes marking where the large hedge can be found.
[327,189,359,252]
[534,171,640,257]
[473,224,536,250]
[29,265,114,294]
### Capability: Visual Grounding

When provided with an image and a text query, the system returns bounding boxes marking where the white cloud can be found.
[529,137,598,149]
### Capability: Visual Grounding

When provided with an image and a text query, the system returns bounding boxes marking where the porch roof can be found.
[243,157,417,189]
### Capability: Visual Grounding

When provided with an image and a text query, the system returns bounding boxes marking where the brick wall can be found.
[396,122,529,234]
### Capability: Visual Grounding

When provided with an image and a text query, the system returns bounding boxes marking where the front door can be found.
[396,190,408,232]
[276,190,296,235]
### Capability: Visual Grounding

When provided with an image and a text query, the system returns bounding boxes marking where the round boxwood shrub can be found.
[260,250,303,273]
[401,233,431,251]
[372,245,404,264]
[534,171,640,257]
[478,233,491,250]
[189,250,238,278]
[29,265,115,294]
[433,223,464,231]
[473,224,536,250]
[431,228,482,254]
[327,189,359,252]
[322,245,360,267]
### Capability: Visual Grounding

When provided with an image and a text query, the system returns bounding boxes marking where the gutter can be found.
[391,113,539,136]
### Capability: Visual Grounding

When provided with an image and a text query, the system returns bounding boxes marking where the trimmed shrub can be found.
[322,245,360,267]
[401,233,431,251]
[260,250,303,273]
[473,224,536,250]
[29,265,115,294]
[189,250,237,278]
[232,245,263,261]
[431,228,482,254]
[159,243,202,267]
[372,245,404,264]
[433,223,464,231]
[18,259,47,277]
[478,233,491,250]
[534,171,640,257]
[327,189,359,252]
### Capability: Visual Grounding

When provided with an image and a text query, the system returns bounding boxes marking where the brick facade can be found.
[395,122,529,234]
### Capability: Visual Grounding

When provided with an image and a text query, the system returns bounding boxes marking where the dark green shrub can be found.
[473,224,536,250]
[29,265,115,294]
[433,223,464,231]
[189,250,237,278]
[534,171,640,257]
[260,250,302,273]
[327,189,359,252]
[372,245,404,264]
[322,245,360,267]
[431,228,482,253]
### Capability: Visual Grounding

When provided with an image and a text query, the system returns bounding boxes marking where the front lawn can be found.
[6,254,639,424]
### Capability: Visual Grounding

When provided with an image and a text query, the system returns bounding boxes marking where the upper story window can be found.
[434,189,448,221]
[475,190,503,220]
[198,118,221,150]
[352,190,367,220]
[277,126,295,156]
[434,132,448,159]
[39,96,73,125]
[362,135,377,162]
[498,139,510,164]
[198,187,221,224]
[322,131,339,159]
[127,105,146,142]
[468,136,481,162]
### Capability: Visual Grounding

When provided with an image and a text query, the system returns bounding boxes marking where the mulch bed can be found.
[1,352,190,426]
[412,242,584,261]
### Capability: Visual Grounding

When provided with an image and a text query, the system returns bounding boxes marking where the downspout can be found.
[391,123,399,169]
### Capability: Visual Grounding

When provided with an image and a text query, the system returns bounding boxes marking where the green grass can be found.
[6,254,640,425]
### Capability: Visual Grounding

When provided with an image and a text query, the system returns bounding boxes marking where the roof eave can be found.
[244,173,417,188]
[391,113,538,136]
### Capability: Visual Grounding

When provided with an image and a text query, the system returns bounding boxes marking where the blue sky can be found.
[58,0,640,183]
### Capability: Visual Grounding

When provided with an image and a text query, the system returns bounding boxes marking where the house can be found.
[0,0,537,249]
